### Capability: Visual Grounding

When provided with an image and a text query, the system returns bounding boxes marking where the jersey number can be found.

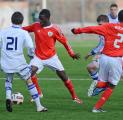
[114,33,123,48]
[6,37,18,50]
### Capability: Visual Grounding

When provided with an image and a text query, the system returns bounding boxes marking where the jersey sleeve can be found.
[74,24,107,36]
[22,23,35,32]
[90,36,105,55]
[54,28,75,57]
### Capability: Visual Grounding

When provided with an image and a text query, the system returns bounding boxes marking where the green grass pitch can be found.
[0,40,123,120]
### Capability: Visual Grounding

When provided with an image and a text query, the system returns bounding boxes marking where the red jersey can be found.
[23,22,74,60]
[74,23,123,57]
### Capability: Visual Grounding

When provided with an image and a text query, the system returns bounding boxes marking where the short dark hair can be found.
[118,10,123,22]
[97,15,109,23]
[11,12,24,25]
[110,3,118,8]
[39,9,50,19]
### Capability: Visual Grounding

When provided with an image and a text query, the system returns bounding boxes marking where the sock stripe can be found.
[6,87,12,90]
[28,84,35,90]
[32,93,39,99]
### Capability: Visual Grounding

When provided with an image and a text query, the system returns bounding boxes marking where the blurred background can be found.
[0,0,122,40]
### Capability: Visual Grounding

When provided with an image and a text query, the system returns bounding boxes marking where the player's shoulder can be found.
[27,22,40,28]
[0,27,12,35]
[51,24,62,33]
[32,22,40,26]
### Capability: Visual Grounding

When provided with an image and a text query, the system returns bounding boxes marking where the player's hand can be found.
[71,28,77,34]
[72,53,80,60]
[84,54,92,60]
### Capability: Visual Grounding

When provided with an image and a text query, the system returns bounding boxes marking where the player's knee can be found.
[26,79,33,84]
[56,70,68,81]
[87,64,96,73]
[31,65,38,77]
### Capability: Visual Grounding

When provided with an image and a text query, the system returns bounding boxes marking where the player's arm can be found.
[71,25,106,36]
[22,23,35,32]
[55,30,80,60]
[85,36,104,60]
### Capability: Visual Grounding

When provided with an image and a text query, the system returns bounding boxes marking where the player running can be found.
[85,15,109,97]
[72,9,123,112]
[0,12,47,112]
[23,9,82,104]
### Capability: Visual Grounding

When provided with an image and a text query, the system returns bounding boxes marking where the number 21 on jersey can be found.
[6,37,18,50]
[114,33,123,48]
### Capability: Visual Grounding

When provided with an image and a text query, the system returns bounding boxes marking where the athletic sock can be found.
[90,71,98,81]
[64,79,77,99]
[27,83,42,107]
[31,76,42,95]
[94,87,113,109]
[5,79,12,100]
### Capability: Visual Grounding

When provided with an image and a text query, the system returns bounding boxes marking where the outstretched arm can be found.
[23,23,35,32]
[71,25,106,36]
[55,31,80,60]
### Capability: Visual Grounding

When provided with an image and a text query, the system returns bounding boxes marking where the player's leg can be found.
[92,83,114,113]
[87,60,99,97]
[26,78,47,112]
[19,66,47,112]
[92,55,122,112]
[30,56,44,101]
[56,70,82,104]
[87,61,99,81]
[43,54,82,104]
[31,75,43,98]
[5,73,14,112]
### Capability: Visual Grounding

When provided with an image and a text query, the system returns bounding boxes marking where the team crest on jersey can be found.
[48,31,53,37]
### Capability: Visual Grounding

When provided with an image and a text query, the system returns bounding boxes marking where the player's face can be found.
[39,15,49,26]
[110,7,118,17]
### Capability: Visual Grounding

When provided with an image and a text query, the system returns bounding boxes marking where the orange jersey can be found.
[23,22,74,60]
[74,23,123,57]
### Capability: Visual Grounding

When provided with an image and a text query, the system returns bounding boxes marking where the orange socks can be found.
[94,87,113,109]
[64,80,77,99]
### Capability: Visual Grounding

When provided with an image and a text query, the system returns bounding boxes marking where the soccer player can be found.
[107,3,118,23]
[0,12,47,112]
[23,9,82,104]
[71,9,123,112]
[85,15,109,97]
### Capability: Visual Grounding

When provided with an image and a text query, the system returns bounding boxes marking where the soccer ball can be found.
[12,92,24,104]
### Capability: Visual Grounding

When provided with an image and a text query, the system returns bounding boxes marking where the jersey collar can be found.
[43,24,53,29]
[12,24,21,28]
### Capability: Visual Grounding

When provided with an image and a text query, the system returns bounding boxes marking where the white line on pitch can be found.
[0,77,91,80]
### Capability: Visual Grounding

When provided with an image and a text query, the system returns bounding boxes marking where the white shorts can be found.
[30,54,64,74]
[6,66,31,81]
[98,54,122,85]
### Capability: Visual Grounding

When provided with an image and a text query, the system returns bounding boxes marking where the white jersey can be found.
[0,25,34,73]
[107,14,118,23]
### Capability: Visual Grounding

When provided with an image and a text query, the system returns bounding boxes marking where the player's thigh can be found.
[88,60,99,69]
[108,57,122,85]
[30,56,44,74]
[17,66,32,80]
[98,55,109,82]
[43,54,64,71]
